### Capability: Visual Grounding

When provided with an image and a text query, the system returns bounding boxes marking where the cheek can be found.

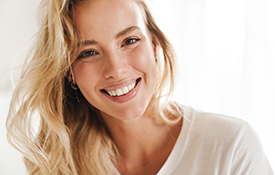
[131,42,157,73]
[72,62,99,90]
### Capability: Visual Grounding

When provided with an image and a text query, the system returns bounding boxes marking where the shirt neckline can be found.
[157,106,193,175]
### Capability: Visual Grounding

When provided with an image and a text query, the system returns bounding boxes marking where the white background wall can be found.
[1,1,40,174]
[1,0,274,174]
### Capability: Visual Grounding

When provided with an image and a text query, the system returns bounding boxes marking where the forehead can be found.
[72,0,146,39]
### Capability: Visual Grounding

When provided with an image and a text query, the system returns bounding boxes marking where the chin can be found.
[101,103,149,121]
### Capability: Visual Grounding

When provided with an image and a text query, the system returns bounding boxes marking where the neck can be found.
[100,109,183,175]
[101,110,172,158]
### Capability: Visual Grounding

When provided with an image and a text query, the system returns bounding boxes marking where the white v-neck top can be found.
[157,106,274,175]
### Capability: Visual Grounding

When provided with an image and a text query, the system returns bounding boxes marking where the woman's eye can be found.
[77,50,98,59]
[122,38,140,46]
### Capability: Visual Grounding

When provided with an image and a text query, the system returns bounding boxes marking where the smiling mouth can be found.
[101,78,141,97]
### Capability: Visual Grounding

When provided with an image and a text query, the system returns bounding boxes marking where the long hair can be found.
[6,0,180,174]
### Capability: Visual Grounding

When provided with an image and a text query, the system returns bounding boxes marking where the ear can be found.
[151,34,159,59]
[66,73,73,82]
[66,68,74,82]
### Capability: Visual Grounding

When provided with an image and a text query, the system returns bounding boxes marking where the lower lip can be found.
[102,79,141,103]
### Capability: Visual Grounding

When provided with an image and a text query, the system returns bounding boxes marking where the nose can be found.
[103,50,129,79]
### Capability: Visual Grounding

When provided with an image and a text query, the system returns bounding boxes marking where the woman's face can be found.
[72,0,158,120]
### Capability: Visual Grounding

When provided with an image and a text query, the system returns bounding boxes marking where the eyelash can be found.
[122,38,141,46]
[77,50,98,59]
[77,38,140,59]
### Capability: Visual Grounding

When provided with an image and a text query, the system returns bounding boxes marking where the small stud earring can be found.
[71,82,80,102]
[71,82,78,90]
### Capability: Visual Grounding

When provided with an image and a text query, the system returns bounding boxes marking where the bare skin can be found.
[102,111,183,175]
[72,0,183,174]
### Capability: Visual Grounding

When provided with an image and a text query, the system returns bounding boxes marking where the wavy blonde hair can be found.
[6,0,180,174]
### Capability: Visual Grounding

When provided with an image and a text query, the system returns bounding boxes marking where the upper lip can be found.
[101,78,139,91]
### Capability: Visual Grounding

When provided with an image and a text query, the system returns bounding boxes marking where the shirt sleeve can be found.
[230,123,274,175]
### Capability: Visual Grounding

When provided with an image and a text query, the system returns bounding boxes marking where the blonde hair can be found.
[6,0,180,174]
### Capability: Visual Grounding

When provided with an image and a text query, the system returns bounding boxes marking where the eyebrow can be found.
[78,26,141,46]
[79,40,97,46]
[115,26,140,39]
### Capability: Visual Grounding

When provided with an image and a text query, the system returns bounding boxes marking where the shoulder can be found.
[179,105,274,175]
[181,105,248,138]
[181,105,261,149]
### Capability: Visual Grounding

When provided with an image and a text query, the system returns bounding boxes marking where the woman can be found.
[6,0,273,174]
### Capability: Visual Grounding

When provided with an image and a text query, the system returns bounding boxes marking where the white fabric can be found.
[157,106,274,175]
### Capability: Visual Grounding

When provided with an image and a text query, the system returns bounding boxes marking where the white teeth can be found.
[116,89,123,96]
[130,82,135,89]
[105,81,137,97]
[122,86,129,94]
[128,84,132,90]
[111,90,116,96]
